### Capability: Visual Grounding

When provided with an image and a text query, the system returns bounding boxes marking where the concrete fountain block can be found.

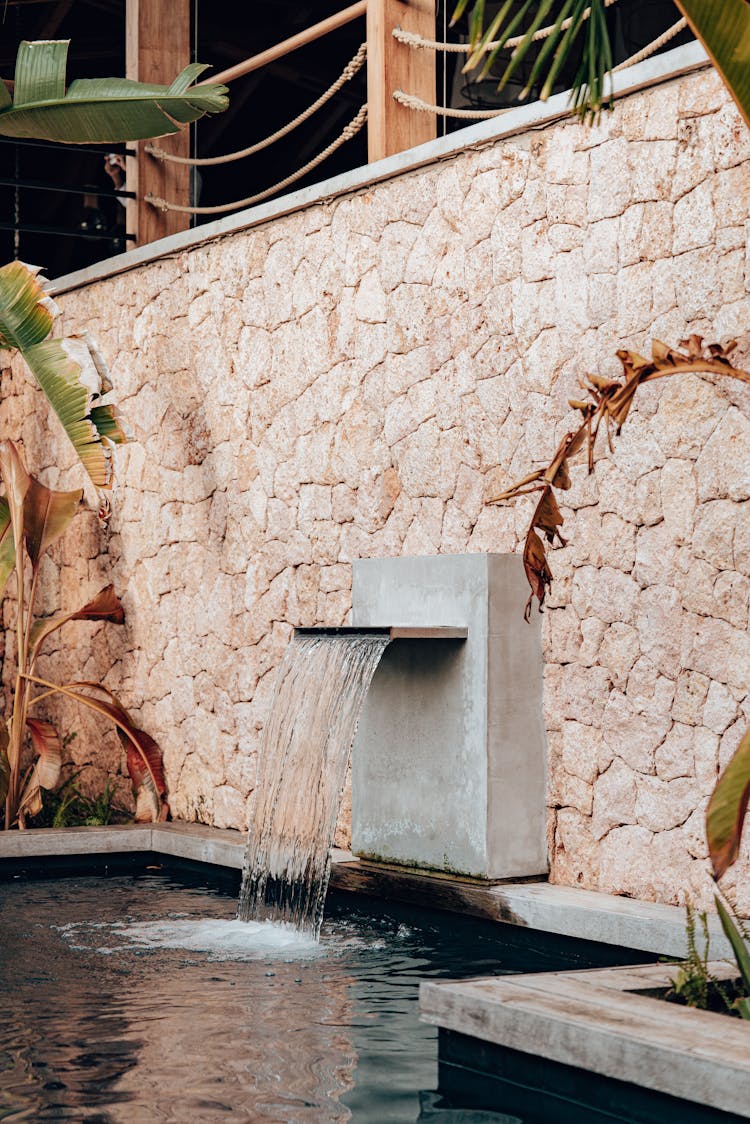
[351,553,548,880]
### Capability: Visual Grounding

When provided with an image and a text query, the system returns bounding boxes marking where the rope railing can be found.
[393,14,689,122]
[146,105,368,216]
[392,0,621,55]
[612,17,687,72]
[144,3,690,220]
[146,43,367,167]
[394,91,507,120]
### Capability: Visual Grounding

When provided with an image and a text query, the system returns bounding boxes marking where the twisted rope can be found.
[146,105,368,216]
[145,43,367,167]
[394,15,690,120]
[612,17,687,72]
[394,90,508,119]
[393,0,620,54]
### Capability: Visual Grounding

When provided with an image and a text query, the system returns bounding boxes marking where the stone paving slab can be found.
[420,964,750,1117]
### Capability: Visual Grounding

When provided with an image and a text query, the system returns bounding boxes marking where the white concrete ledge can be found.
[421,962,749,1117]
[49,41,709,297]
[0,821,733,959]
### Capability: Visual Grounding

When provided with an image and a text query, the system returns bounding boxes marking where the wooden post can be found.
[367,0,436,162]
[126,0,191,246]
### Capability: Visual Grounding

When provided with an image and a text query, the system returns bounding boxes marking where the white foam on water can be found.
[59,918,324,961]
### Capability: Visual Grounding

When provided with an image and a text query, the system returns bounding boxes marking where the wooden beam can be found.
[204,2,367,87]
[367,0,436,162]
[126,0,191,246]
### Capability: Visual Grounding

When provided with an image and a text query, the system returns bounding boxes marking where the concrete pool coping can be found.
[420,962,749,1119]
[0,820,734,960]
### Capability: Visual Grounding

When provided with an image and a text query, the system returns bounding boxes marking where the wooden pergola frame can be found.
[126,0,436,246]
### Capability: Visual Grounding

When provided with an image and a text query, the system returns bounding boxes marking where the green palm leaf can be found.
[0,262,130,492]
[0,40,228,142]
[456,0,613,122]
[456,0,750,127]
[674,0,750,129]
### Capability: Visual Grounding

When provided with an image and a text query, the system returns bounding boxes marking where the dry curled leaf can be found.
[494,336,750,619]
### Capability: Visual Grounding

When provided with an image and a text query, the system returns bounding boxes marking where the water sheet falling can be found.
[237,631,390,938]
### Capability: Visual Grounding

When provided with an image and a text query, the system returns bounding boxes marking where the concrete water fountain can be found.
[237,552,548,937]
[350,552,548,882]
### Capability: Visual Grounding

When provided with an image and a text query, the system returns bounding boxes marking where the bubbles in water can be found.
[57,918,325,962]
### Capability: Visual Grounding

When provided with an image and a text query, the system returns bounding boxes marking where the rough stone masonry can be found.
[1,62,749,913]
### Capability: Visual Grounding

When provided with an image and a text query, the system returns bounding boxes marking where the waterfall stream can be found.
[237,632,390,938]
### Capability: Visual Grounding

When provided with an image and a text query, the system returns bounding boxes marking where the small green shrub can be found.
[668,904,734,1013]
[31,752,129,829]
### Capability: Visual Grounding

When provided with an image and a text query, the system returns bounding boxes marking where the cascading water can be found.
[237,631,390,938]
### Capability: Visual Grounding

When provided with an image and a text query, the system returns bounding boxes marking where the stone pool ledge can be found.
[0,821,733,960]
[421,962,749,1120]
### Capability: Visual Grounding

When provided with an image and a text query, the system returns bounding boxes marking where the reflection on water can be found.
[1,871,628,1122]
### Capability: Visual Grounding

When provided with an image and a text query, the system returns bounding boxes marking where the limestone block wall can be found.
[1,62,749,911]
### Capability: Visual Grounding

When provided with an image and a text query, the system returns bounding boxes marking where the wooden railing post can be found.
[126,0,192,246]
[367,0,437,162]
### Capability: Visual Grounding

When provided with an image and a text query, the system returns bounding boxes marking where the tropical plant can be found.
[0,44,226,823]
[32,760,129,828]
[668,902,735,1014]
[0,39,228,143]
[716,894,750,1020]
[0,440,168,829]
[0,40,227,509]
[452,0,750,127]
[0,260,130,521]
[490,335,750,881]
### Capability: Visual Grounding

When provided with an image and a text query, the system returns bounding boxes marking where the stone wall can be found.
[2,62,749,911]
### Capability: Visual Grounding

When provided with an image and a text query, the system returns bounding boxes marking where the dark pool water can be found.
[0,868,635,1123]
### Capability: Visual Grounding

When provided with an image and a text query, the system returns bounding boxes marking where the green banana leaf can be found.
[674,0,750,129]
[715,895,750,1018]
[0,262,130,492]
[706,726,750,880]
[0,40,228,142]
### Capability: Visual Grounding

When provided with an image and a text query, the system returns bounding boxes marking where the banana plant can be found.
[0,260,129,520]
[0,39,228,142]
[0,440,167,829]
[452,0,750,126]
[0,41,227,505]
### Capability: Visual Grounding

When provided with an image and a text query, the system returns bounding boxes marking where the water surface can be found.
[0,869,633,1122]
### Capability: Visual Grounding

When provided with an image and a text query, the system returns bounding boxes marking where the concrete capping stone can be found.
[48,41,709,298]
[0,823,154,856]
[0,822,732,958]
[420,962,750,1117]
